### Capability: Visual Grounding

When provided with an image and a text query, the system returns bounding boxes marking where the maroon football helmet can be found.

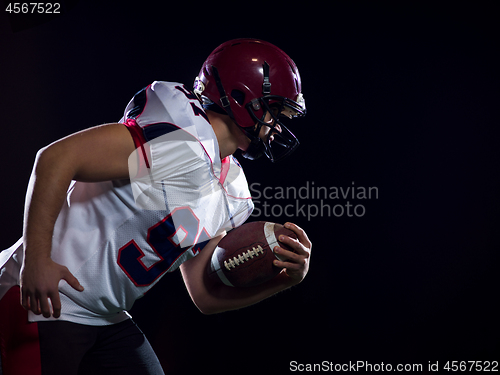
[194,39,306,162]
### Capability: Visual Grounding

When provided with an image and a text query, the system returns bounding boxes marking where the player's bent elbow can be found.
[198,303,234,315]
[189,289,226,315]
[197,304,220,315]
[33,145,50,168]
[187,282,237,315]
[33,143,70,178]
[192,299,218,315]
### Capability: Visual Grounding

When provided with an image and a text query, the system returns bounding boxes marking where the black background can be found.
[1,1,498,373]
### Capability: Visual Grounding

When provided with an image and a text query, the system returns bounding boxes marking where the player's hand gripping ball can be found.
[208,221,297,287]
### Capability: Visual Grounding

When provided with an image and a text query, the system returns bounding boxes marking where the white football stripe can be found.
[211,247,234,287]
[264,222,284,261]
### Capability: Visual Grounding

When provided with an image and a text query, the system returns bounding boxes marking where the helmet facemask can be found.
[242,95,304,162]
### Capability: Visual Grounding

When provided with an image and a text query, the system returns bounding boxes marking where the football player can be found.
[0,39,312,374]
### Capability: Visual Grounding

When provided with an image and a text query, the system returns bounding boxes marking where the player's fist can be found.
[272,222,311,284]
[20,256,84,318]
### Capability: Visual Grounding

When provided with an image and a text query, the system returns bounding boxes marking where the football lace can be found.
[224,245,264,271]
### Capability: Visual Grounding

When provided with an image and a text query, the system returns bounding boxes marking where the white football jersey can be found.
[0,81,254,325]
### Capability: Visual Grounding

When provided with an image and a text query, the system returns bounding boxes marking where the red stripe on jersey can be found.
[124,118,151,170]
[0,286,41,375]
[219,156,230,185]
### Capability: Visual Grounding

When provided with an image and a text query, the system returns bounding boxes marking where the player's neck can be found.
[206,110,250,159]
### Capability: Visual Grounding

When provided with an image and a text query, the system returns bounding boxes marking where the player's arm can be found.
[21,123,136,318]
[180,222,311,315]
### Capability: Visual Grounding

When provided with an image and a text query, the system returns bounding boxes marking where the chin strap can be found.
[241,137,265,160]
[262,61,271,94]
[211,66,235,121]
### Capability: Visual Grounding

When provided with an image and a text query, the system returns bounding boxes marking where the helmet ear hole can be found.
[230,90,245,105]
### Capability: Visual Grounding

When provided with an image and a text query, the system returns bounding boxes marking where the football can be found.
[207,221,297,287]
